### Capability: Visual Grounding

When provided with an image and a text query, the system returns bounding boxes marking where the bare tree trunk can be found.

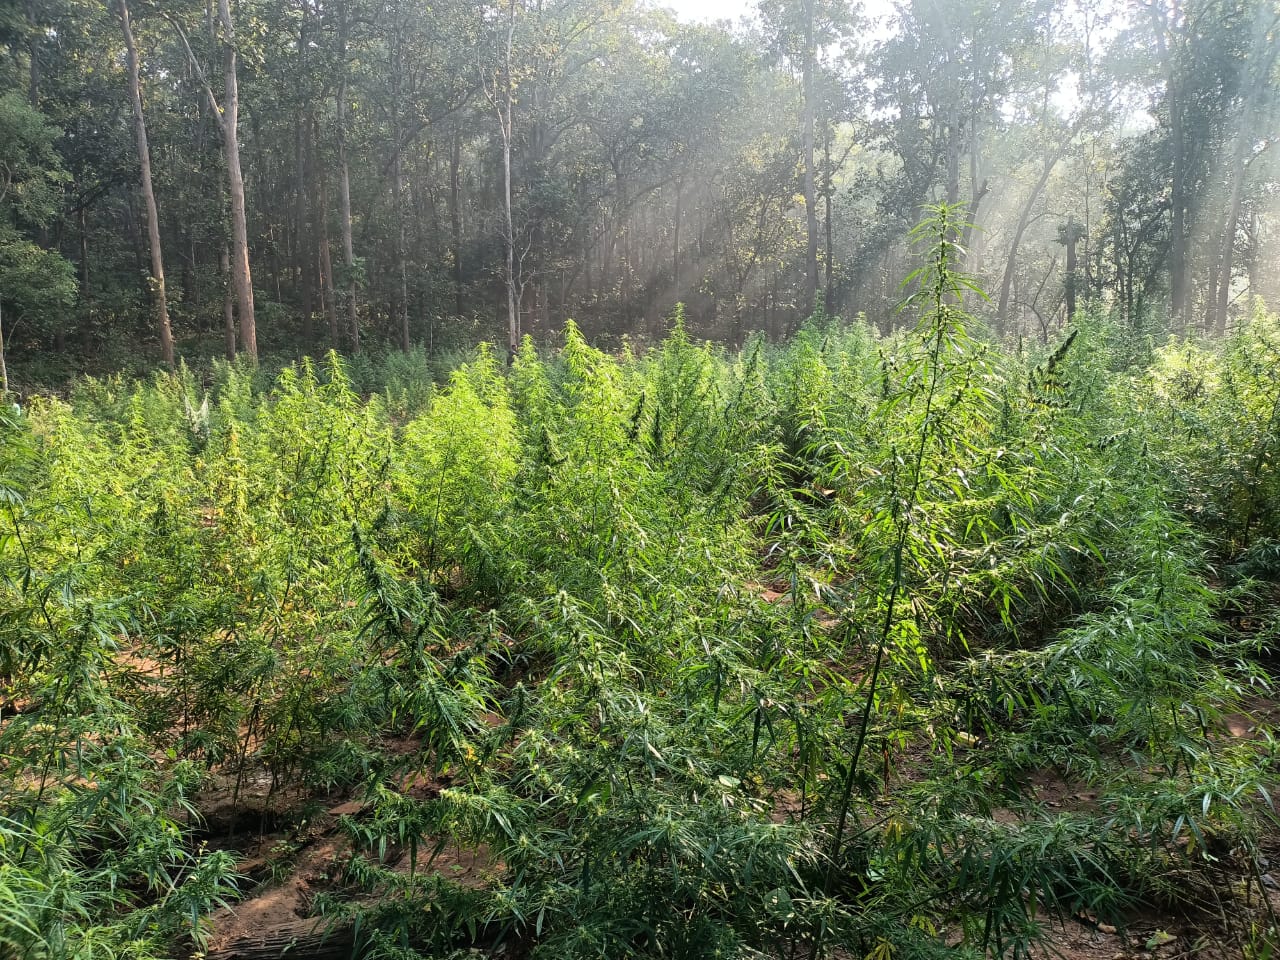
[294,0,311,329]
[391,19,410,352]
[221,244,236,360]
[1213,10,1279,336]
[119,0,175,368]
[800,0,819,316]
[673,176,682,299]
[960,115,987,263]
[293,4,313,342]
[1062,218,1082,322]
[822,119,835,315]
[26,0,39,106]
[217,0,257,360]
[945,111,961,207]
[497,0,519,358]
[397,170,410,351]
[335,1,359,352]
[997,132,1076,334]
[1148,2,1188,330]
[297,118,313,342]
[1246,209,1261,300]
[450,127,463,318]
[79,206,93,351]
[320,234,338,345]
[0,301,8,395]
[312,115,339,345]
[121,187,148,299]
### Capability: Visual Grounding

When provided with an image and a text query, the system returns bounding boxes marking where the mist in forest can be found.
[1,0,1277,370]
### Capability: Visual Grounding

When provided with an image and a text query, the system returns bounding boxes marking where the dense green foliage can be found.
[2,210,1280,958]
[1,0,1278,372]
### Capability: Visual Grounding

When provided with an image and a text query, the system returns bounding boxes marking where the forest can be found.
[0,0,1277,371]
[3,0,1280,959]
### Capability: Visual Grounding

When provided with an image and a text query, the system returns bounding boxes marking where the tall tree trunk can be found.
[310,114,339,345]
[122,188,149,300]
[294,2,312,340]
[0,301,8,395]
[496,0,519,358]
[1212,161,1247,339]
[1169,101,1187,328]
[1213,11,1279,336]
[1062,218,1081,322]
[1246,209,1261,300]
[960,115,987,263]
[450,128,463,317]
[822,119,834,315]
[26,0,40,106]
[221,244,236,360]
[320,234,338,345]
[997,128,1077,333]
[1149,2,1187,330]
[945,110,961,207]
[673,176,682,300]
[397,174,410,351]
[391,20,410,352]
[335,1,359,352]
[79,206,93,351]
[297,118,313,342]
[800,0,819,316]
[118,0,175,368]
[216,0,257,360]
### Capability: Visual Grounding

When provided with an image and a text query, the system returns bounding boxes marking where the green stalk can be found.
[814,205,966,957]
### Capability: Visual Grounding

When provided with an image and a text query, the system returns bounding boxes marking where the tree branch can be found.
[161,12,224,129]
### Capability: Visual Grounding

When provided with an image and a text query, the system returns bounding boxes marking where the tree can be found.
[117,0,174,367]
[168,0,258,360]
[482,0,520,359]
[760,0,857,317]
[0,92,76,385]
[1209,2,1279,335]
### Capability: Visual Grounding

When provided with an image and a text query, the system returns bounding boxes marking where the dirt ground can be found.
[196,693,1280,960]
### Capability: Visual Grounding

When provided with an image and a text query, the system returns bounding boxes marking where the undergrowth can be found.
[2,206,1278,959]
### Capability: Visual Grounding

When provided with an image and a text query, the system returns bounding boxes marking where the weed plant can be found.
[1,207,1278,959]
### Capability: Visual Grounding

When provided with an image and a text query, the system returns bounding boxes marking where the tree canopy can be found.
[0,0,1276,376]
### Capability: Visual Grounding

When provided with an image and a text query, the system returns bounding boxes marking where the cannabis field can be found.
[4,219,1280,960]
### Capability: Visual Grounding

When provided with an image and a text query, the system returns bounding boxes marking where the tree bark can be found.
[945,110,961,207]
[218,0,257,360]
[960,114,986,262]
[0,301,8,395]
[822,117,834,315]
[335,0,359,352]
[26,0,40,106]
[294,3,313,342]
[79,206,93,352]
[1148,1,1187,330]
[205,919,353,960]
[312,115,340,345]
[1062,219,1082,322]
[297,117,313,343]
[996,114,1084,334]
[497,0,519,358]
[118,0,175,368]
[800,0,819,316]
[221,244,236,360]
[450,127,463,318]
[1213,12,1279,336]
[391,19,410,352]
[673,176,682,300]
